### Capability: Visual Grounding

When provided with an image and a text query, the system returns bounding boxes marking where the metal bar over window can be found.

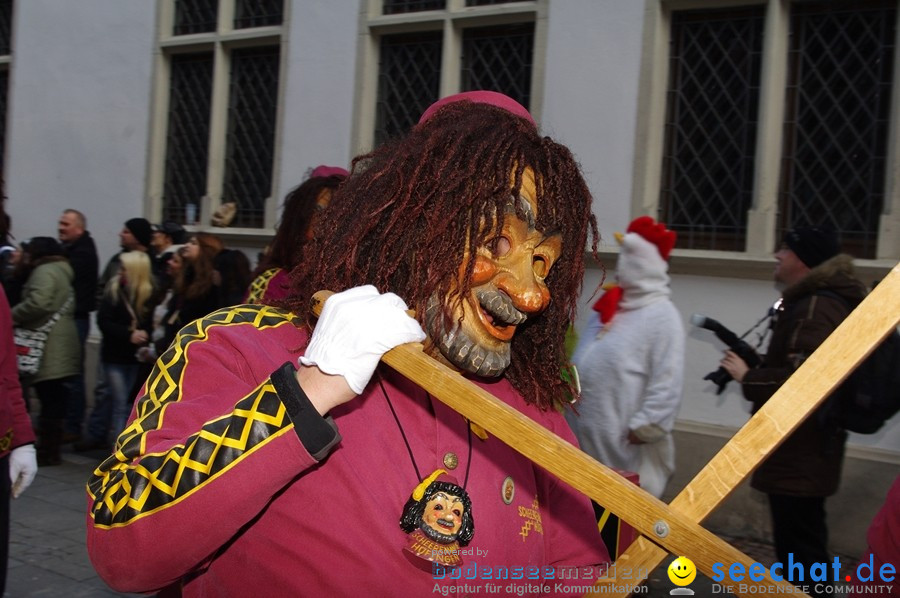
[375,32,442,147]
[162,53,214,225]
[222,46,280,229]
[660,7,764,252]
[778,0,896,259]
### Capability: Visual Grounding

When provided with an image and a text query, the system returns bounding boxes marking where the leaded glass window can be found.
[234,0,284,29]
[0,0,10,173]
[222,46,280,229]
[461,23,534,110]
[162,53,214,225]
[366,1,537,155]
[382,0,445,15]
[0,0,12,56]
[157,0,283,229]
[466,0,520,6]
[375,32,442,146]
[778,0,896,259]
[173,0,218,35]
[660,7,764,251]
[0,69,7,171]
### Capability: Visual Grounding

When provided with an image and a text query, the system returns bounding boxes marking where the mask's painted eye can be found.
[433,504,443,511]
[452,509,461,518]
[533,255,549,278]
[491,236,511,258]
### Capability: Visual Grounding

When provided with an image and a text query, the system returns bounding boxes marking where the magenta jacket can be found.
[0,291,37,457]
[86,304,610,596]
[244,267,290,305]
[849,474,900,597]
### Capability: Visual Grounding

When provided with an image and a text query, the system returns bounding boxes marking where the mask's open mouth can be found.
[474,288,526,341]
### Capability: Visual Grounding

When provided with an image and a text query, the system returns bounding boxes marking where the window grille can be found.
[660,7,764,251]
[157,0,283,229]
[0,69,7,171]
[466,0,521,6]
[375,32,442,146]
[222,46,280,229]
[162,53,214,224]
[0,0,10,173]
[778,0,896,259]
[173,0,218,36]
[382,0,446,15]
[461,23,534,110]
[234,0,283,29]
[0,0,11,55]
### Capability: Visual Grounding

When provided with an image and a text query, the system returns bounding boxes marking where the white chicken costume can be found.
[570,216,685,498]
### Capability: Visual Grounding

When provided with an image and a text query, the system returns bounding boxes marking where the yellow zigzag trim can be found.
[245,268,281,304]
[88,304,299,526]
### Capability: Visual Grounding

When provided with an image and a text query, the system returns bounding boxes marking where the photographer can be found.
[719,227,866,598]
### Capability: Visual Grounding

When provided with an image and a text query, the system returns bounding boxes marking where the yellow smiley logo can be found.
[667,556,697,586]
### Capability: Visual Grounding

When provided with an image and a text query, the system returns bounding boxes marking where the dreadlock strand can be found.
[286,101,598,409]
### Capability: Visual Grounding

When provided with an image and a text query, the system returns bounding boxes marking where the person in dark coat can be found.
[150,220,186,292]
[11,238,80,466]
[721,227,868,598]
[58,209,99,441]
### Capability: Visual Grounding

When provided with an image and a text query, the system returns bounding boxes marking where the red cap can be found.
[626,216,677,261]
[310,165,349,179]
[417,91,535,127]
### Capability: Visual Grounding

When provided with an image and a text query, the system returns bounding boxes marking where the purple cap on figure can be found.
[310,165,349,179]
[417,90,535,127]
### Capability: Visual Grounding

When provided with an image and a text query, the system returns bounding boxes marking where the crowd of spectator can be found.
[1,214,264,454]
[1,165,349,457]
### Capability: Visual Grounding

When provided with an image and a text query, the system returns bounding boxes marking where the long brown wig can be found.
[178,232,224,300]
[254,173,346,276]
[287,101,599,409]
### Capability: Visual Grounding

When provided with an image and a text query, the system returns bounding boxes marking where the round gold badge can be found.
[442,452,459,470]
[501,476,515,504]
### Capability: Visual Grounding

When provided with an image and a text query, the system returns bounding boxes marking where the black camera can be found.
[691,314,762,394]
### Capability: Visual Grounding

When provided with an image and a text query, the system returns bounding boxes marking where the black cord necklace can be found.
[378,374,473,488]
[378,372,475,568]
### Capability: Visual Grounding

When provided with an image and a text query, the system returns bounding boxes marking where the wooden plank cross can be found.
[597,262,900,596]
[311,261,900,598]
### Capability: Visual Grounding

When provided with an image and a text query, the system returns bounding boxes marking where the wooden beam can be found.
[311,263,898,596]
[309,291,797,595]
[598,262,900,596]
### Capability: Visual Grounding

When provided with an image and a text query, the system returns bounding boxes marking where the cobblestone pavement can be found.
[5,446,858,597]
[6,449,139,597]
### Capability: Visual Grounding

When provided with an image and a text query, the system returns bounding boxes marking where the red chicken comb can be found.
[626,216,677,261]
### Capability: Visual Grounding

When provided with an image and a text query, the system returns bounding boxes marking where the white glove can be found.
[299,285,426,394]
[9,444,37,498]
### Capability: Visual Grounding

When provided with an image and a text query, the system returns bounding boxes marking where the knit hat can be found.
[310,165,349,179]
[783,227,840,269]
[417,90,535,127]
[125,217,153,249]
[153,220,187,245]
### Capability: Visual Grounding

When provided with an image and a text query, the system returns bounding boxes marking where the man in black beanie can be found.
[782,227,841,270]
[123,218,153,253]
[720,226,867,598]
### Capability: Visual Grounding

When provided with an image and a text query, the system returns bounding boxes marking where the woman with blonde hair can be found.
[94,250,155,445]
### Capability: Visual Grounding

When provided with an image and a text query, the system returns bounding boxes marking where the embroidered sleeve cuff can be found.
[271,362,341,461]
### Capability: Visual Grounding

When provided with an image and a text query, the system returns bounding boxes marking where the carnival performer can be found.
[86,91,610,596]
[245,165,348,305]
[569,216,684,498]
